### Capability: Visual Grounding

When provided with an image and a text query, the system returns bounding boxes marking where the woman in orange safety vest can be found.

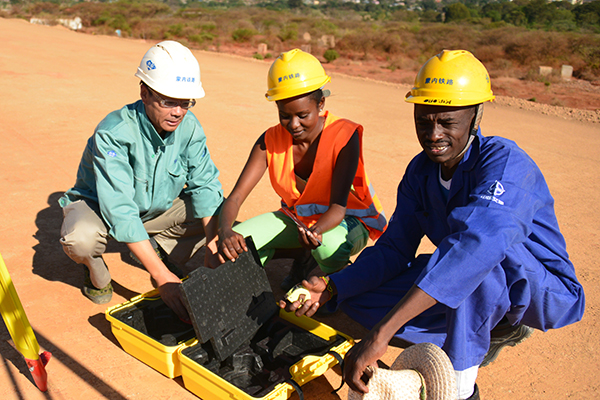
[218,49,387,291]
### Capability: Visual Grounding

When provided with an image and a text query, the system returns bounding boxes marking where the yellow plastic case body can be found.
[105,289,196,378]
[178,308,354,400]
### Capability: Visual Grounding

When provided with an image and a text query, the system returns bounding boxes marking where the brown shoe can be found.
[82,267,113,304]
[480,320,534,367]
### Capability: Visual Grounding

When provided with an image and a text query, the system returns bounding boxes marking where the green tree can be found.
[444,2,472,23]
[573,0,600,28]
[505,9,527,26]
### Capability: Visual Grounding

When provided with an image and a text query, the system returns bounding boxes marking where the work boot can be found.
[480,319,534,367]
[82,266,113,304]
[280,248,319,292]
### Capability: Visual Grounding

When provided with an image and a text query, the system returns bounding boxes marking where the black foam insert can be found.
[180,316,346,397]
[179,237,280,362]
[110,297,196,346]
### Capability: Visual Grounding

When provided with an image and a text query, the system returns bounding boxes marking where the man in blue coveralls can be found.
[281,50,585,399]
[59,41,223,320]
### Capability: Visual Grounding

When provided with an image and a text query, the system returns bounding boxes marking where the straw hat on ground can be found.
[348,342,457,400]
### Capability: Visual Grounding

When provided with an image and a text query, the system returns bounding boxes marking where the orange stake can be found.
[0,252,51,392]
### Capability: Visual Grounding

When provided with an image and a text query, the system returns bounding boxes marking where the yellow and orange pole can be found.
[0,252,51,392]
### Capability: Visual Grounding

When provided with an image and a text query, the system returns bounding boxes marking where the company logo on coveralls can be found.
[479,180,506,205]
[146,60,195,83]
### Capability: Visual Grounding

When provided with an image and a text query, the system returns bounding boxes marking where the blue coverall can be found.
[328,130,585,371]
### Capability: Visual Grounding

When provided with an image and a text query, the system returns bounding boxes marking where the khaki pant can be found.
[60,196,205,288]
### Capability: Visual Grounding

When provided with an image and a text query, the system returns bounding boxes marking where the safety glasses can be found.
[148,87,196,109]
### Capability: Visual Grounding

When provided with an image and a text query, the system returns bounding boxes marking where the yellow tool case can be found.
[105,290,196,378]
[105,239,353,399]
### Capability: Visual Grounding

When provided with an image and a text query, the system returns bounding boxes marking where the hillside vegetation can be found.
[3,0,600,83]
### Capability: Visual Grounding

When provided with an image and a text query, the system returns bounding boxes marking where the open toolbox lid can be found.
[179,238,280,362]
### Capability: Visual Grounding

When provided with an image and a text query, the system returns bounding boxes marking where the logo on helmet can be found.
[423,98,452,105]
[425,77,454,85]
[176,76,196,83]
[278,73,301,83]
[146,60,156,71]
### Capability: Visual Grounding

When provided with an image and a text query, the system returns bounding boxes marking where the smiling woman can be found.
[217,49,387,292]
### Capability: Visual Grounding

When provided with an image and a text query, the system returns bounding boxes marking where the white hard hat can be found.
[135,40,205,99]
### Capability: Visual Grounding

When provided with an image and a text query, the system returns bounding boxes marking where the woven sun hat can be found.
[348,343,457,400]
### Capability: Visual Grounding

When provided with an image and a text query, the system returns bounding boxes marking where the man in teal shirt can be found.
[60,41,223,319]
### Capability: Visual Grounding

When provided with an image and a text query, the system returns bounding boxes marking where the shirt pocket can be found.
[132,173,150,210]
[165,158,187,196]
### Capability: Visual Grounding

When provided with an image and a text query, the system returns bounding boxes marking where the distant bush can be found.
[232,28,256,42]
[323,49,339,63]
[189,32,215,45]
[278,22,298,41]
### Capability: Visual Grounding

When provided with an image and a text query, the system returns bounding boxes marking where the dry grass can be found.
[6,1,600,82]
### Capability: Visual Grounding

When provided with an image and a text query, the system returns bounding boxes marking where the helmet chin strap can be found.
[453,104,483,161]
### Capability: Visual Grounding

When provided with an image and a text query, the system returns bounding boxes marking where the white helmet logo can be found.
[146,60,156,71]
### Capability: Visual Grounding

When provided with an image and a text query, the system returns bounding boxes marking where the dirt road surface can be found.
[1,17,598,400]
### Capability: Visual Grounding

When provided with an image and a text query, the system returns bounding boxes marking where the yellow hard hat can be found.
[266,49,331,101]
[405,50,495,107]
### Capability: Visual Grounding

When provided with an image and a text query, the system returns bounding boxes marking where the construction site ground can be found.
[1,17,599,400]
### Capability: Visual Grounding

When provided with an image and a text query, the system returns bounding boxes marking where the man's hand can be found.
[278,275,330,317]
[204,237,224,269]
[156,272,189,322]
[218,228,247,262]
[342,285,439,394]
[204,248,224,269]
[342,331,388,394]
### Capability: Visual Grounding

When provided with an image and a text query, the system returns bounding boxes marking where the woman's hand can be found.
[218,228,247,262]
[298,226,323,250]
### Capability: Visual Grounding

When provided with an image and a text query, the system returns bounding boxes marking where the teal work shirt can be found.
[60,100,223,243]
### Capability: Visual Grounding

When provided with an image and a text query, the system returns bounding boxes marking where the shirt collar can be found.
[459,127,483,172]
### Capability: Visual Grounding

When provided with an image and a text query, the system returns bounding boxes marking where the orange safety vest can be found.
[265,112,387,240]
